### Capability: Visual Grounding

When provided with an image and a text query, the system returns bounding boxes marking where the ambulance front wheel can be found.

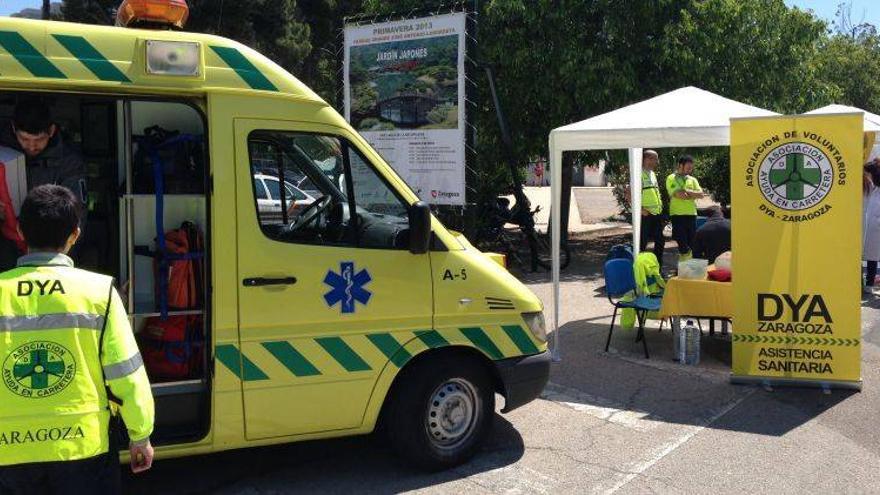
[386,355,495,471]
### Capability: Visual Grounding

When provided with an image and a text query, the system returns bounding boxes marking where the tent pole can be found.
[550,135,562,362]
[629,148,643,258]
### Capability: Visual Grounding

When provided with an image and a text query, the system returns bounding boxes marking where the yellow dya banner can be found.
[730,114,862,387]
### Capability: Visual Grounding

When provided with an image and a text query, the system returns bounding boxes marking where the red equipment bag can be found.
[161,227,196,309]
[139,222,205,382]
[138,221,204,314]
[139,315,204,381]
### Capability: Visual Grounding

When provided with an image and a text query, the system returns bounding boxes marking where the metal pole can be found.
[550,135,561,362]
[629,148,643,257]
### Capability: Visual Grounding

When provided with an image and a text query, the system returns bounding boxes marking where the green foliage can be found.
[426,103,456,126]
[185,1,312,77]
[351,83,378,116]
[60,0,116,24]
[59,0,880,216]
[662,0,838,113]
[816,30,880,112]
[693,150,731,206]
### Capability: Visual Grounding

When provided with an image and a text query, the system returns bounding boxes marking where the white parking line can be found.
[540,382,662,431]
[463,464,561,494]
[604,388,756,494]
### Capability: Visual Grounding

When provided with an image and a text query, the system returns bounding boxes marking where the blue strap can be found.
[137,133,204,320]
[164,340,191,364]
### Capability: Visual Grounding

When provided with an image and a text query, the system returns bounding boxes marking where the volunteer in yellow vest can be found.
[0,185,154,494]
[666,155,705,262]
[638,150,666,269]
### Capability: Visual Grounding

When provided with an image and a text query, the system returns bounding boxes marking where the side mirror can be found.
[408,201,431,254]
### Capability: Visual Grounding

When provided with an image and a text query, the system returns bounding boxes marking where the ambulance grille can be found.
[486,297,515,310]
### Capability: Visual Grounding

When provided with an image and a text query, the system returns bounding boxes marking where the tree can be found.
[658,0,839,206]
[61,0,116,24]
[815,3,880,112]
[186,1,312,79]
[662,0,837,114]
[59,0,880,214]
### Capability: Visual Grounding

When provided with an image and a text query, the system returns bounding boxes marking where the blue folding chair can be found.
[603,258,662,358]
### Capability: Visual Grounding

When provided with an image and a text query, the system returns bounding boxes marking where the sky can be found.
[786,0,880,29]
[0,0,44,16]
[0,0,878,27]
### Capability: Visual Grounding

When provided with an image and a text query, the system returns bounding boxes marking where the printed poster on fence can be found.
[730,113,862,387]
[344,13,467,205]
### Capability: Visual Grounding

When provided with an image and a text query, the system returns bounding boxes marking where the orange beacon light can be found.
[116,0,190,30]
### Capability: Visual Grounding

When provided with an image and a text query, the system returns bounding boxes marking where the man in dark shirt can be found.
[1,97,86,199]
[692,206,730,263]
[0,97,87,270]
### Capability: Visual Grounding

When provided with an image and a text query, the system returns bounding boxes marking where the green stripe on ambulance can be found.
[210,45,278,91]
[217,327,541,381]
[52,34,131,83]
[0,31,66,78]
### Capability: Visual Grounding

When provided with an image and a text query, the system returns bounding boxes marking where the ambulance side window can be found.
[247,130,410,250]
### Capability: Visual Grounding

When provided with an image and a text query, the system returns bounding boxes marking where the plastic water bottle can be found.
[673,321,683,362]
[683,319,701,365]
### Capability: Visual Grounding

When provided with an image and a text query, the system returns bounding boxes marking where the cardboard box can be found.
[0,146,26,215]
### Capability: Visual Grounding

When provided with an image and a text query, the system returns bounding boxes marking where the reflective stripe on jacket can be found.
[0,252,154,466]
[640,170,663,215]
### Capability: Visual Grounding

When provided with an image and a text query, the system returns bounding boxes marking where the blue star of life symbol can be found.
[323,262,372,314]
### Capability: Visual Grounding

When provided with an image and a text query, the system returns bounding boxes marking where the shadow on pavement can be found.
[122,413,524,494]
[511,234,626,285]
[512,231,683,285]
[863,295,880,310]
[546,319,856,438]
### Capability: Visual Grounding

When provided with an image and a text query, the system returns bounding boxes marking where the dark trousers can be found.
[640,213,666,266]
[868,261,878,287]
[0,453,121,495]
[670,215,697,255]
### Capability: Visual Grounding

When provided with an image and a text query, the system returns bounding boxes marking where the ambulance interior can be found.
[0,92,210,445]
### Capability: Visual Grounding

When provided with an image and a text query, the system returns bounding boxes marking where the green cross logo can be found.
[768,154,822,201]
[3,341,75,398]
[13,349,66,390]
[758,142,832,212]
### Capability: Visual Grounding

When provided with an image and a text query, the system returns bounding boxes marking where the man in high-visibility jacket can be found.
[0,185,154,494]
[638,150,666,269]
[666,155,706,262]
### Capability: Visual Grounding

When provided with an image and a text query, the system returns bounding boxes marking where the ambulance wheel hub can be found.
[426,378,480,450]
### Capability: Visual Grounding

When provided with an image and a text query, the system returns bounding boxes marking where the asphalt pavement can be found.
[123,230,880,494]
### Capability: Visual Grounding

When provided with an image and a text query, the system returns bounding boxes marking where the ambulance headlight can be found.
[521,312,546,343]
[146,40,201,76]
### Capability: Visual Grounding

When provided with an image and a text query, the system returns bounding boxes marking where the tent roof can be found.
[550,86,778,151]
[806,104,880,132]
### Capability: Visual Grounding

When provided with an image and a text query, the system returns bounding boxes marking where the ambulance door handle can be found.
[242,276,297,287]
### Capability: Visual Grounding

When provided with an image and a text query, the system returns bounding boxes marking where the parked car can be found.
[254,173,316,223]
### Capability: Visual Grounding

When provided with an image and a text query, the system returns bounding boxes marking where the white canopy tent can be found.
[547,86,778,359]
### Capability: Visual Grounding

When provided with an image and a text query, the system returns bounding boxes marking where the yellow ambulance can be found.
[0,1,548,470]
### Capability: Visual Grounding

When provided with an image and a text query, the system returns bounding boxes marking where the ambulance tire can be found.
[386,356,494,471]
